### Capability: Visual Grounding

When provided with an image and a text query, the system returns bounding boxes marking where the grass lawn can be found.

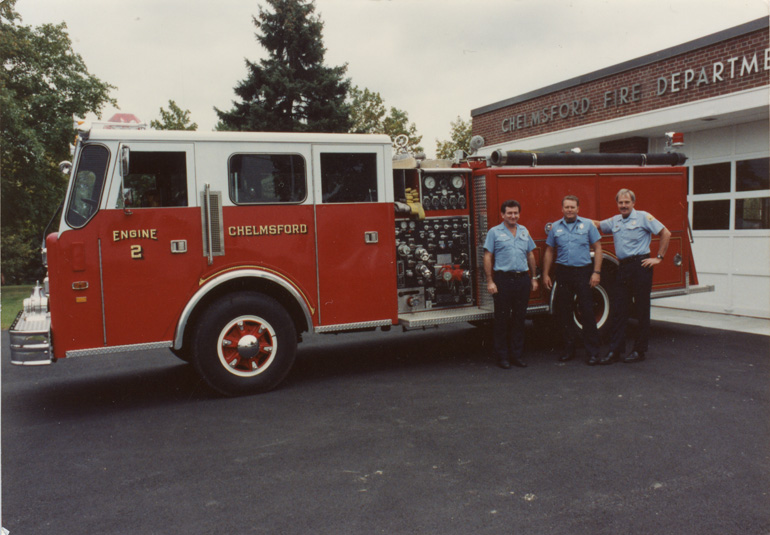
[1,285,33,329]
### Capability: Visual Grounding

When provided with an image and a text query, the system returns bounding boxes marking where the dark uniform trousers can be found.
[610,255,654,354]
[554,264,600,356]
[492,271,531,361]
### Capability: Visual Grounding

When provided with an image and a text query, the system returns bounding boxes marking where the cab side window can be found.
[229,154,307,204]
[320,153,378,203]
[119,151,188,208]
[66,144,110,228]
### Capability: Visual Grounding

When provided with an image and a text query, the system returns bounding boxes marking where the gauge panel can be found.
[395,216,474,312]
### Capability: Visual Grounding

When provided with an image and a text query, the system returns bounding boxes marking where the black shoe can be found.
[511,358,528,368]
[599,351,620,365]
[586,354,600,366]
[498,359,511,369]
[623,351,645,363]
[559,349,576,362]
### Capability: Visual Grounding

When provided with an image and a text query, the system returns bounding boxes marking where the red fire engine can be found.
[9,127,712,395]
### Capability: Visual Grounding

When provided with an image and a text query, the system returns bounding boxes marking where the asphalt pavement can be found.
[2,318,768,534]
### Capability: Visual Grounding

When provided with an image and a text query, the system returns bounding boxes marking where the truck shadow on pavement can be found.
[6,319,740,419]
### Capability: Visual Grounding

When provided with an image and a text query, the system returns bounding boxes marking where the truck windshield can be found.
[65,144,110,228]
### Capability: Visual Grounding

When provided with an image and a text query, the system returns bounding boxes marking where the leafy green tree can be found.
[436,116,473,159]
[348,86,423,154]
[215,0,351,133]
[150,100,198,130]
[1,0,115,283]
[383,107,423,154]
[349,86,385,134]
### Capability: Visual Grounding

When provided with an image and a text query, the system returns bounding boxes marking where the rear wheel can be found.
[573,265,616,340]
[192,292,297,396]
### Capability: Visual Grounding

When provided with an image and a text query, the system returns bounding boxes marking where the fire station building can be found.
[472,17,770,319]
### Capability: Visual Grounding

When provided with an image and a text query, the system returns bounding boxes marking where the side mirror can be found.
[59,161,73,176]
[120,146,130,177]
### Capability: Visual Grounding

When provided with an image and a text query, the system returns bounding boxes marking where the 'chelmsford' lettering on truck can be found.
[228,224,309,236]
[9,127,713,398]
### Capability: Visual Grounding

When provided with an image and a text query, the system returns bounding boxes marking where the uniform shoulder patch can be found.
[646,214,655,221]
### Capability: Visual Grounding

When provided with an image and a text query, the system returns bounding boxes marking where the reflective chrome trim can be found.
[174,269,314,349]
[315,319,393,334]
[399,307,492,328]
[99,238,107,345]
[651,284,714,299]
[66,341,172,358]
[9,308,53,366]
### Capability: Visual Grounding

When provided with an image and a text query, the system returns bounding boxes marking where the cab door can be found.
[98,143,202,346]
[312,145,397,327]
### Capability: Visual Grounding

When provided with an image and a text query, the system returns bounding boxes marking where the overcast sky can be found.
[16,0,769,156]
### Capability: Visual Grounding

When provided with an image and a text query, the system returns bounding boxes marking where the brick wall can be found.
[473,29,770,146]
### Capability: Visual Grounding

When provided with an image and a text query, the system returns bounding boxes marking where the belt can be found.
[555,264,592,269]
[619,254,648,265]
[494,271,529,278]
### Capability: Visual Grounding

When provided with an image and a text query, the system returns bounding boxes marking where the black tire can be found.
[191,292,297,396]
[169,347,192,363]
[571,265,616,340]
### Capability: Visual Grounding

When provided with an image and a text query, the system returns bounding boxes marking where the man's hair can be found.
[562,195,580,206]
[500,199,521,213]
[615,188,636,202]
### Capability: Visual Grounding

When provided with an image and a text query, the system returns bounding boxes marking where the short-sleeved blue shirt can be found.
[546,215,601,267]
[484,222,536,273]
[599,209,665,259]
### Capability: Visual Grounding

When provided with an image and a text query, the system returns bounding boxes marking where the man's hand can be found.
[589,272,601,288]
[641,257,661,268]
[487,281,498,295]
[543,274,553,290]
[531,278,539,293]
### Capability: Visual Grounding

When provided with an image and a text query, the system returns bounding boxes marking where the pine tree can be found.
[215,0,351,133]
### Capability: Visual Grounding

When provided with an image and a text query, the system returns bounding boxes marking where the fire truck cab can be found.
[9,127,712,396]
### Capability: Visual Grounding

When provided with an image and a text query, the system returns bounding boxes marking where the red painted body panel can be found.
[315,203,398,325]
[480,165,696,296]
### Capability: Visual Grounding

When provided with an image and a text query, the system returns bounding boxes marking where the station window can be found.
[693,200,730,230]
[320,153,378,203]
[693,162,730,194]
[119,152,188,208]
[691,157,770,231]
[229,154,307,204]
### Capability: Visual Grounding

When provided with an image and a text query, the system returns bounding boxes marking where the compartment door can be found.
[312,145,397,327]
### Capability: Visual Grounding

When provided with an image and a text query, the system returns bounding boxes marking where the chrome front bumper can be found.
[8,284,53,366]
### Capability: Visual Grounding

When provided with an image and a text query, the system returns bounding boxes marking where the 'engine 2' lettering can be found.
[112,229,158,242]
[228,224,309,237]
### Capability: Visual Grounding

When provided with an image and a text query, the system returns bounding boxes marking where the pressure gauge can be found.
[424,176,436,189]
[409,221,416,229]
[439,178,449,189]
[451,175,465,189]
[400,221,408,229]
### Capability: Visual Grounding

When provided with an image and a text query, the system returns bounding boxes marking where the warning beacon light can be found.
[664,132,685,151]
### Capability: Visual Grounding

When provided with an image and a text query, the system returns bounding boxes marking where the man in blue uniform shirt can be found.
[543,195,603,365]
[483,200,539,369]
[595,188,670,364]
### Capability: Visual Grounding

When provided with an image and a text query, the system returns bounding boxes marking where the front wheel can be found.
[192,292,297,396]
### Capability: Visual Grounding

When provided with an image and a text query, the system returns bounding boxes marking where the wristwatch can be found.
[657,254,664,260]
